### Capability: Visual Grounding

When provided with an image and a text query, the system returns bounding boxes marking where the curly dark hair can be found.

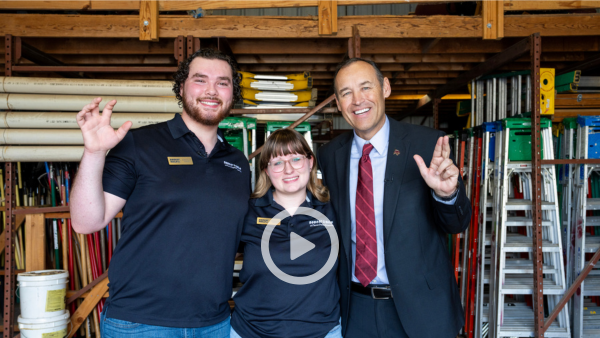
[172,48,242,107]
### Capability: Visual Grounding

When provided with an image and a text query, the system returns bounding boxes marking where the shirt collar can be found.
[167,113,224,142]
[254,188,325,209]
[352,116,390,156]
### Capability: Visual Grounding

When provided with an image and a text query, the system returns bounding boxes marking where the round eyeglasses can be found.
[268,155,307,173]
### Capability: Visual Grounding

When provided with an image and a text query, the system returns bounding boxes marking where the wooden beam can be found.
[0,0,465,11]
[504,1,600,11]
[403,34,532,117]
[483,0,499,40]
[556,93,600,107]
[22,38,174,55]
[557,53,600,75]
[0,1,91,10]
[226,36,599,55]
[91,0,140,10]
[1,14,599,39]
[67,276,109,338]
[504,14,600,37]
[159,0,466,11]
[388,94,471,100]
[348,25,360,58]
[393,78,448,85]
[421,38,441,54]
[140,0,159,41]
[318,0,337,36]
[24,214,45,272]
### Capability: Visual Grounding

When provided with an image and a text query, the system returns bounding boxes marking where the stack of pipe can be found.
[0,77,178,161]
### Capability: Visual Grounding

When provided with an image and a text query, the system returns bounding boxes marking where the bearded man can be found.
[71,49,251,338]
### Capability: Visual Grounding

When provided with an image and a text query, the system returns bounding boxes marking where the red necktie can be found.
[355,143,378,287]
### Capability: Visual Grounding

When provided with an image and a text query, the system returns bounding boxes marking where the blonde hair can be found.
[251,128,330,202]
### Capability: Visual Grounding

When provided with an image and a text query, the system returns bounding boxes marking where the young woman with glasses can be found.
[230,128,342,338]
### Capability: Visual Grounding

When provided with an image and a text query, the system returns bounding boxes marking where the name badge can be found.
[168,157,194,165]
[257,217,280,226]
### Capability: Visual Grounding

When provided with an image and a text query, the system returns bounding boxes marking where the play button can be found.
[290,232,315,260]
[261,207,339,285]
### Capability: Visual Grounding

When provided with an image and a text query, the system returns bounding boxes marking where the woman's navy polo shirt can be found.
[102,114,251,328]
[231,189,340,338]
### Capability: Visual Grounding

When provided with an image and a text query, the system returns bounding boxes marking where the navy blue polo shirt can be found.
[231,189,340,338]
[102,113,251,328]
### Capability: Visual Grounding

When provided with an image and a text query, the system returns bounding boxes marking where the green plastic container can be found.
[266,121,311,133]
[502,118,551,161]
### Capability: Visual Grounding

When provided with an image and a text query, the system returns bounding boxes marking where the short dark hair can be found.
[172,48,242,107]
[333,58,384,96]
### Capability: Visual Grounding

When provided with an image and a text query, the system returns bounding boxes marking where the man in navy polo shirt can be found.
[71,49,251,337]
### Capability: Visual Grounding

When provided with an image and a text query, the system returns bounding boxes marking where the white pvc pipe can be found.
[0,146,83,162]
[1,77,173,97]
[0,112,175,129]
[0,129,83,145]
[0,94,180,113]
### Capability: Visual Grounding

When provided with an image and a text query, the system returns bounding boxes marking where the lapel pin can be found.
[393,149,400,156]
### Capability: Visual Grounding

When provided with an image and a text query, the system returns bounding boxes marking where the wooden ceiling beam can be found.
[0,0,469,11]
[504,1,600,12]
[2,14,598,39]
[401,33,534,119]
[4,36,598,56]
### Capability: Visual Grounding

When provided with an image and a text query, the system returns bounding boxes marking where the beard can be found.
[181,90,232,126]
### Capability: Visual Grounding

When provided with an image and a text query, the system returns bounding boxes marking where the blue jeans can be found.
[100,308,230,338]
[230,319,342,338]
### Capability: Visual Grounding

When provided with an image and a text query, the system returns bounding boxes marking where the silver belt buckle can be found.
[370,286,392,300]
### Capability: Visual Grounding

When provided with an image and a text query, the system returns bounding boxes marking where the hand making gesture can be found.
[413,135,459,198]
[76,97,132,155]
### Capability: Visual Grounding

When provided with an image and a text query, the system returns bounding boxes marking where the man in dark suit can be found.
[317,58,471,338]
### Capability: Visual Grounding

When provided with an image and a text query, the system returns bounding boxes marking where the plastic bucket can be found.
[17,270,69,319]
[18,311,70,338]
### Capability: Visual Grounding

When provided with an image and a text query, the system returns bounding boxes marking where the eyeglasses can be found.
[268,155,307,173]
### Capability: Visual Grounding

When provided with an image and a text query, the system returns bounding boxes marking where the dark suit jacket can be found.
[317,117,471,338]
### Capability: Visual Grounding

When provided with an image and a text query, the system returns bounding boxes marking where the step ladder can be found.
[558,118,577,309]
[466,127,484,337]
[475,122,501,338]
[461,128,476,317]
[489,118,570,338]
[572,116,600,338]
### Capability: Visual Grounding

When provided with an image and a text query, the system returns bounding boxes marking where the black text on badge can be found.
[168,157,194,165]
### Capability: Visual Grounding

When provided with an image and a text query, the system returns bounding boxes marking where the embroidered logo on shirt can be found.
[257,217,280,225]
[168,157,193,165]
[224,161,242,172]
[309,220,334,227]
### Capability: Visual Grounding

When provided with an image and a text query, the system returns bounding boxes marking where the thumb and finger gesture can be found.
[413,136,459,197]
[76,97,132,154]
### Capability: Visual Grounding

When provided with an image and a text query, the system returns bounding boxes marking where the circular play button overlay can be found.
[260,207,339,285]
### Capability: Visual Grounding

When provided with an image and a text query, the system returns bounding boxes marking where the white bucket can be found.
[18,311,70,338]
[17,270,69,319]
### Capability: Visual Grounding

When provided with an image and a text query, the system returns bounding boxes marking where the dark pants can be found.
[345,291,409,338]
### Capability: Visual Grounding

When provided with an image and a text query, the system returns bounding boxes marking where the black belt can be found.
[351,282,393,299]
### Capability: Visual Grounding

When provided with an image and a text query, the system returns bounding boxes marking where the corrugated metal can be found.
[211,4,416,16]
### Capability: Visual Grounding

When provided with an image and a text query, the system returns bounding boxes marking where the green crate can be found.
[502,118,551,161]
[225,130,251,154]
[266,121,311,133]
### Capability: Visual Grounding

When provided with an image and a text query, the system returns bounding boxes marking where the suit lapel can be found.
[383,119,410,242]
[334,135,353,268]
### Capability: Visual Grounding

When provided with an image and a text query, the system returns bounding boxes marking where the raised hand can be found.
[413,136,459,197]
[76,98,132,154]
